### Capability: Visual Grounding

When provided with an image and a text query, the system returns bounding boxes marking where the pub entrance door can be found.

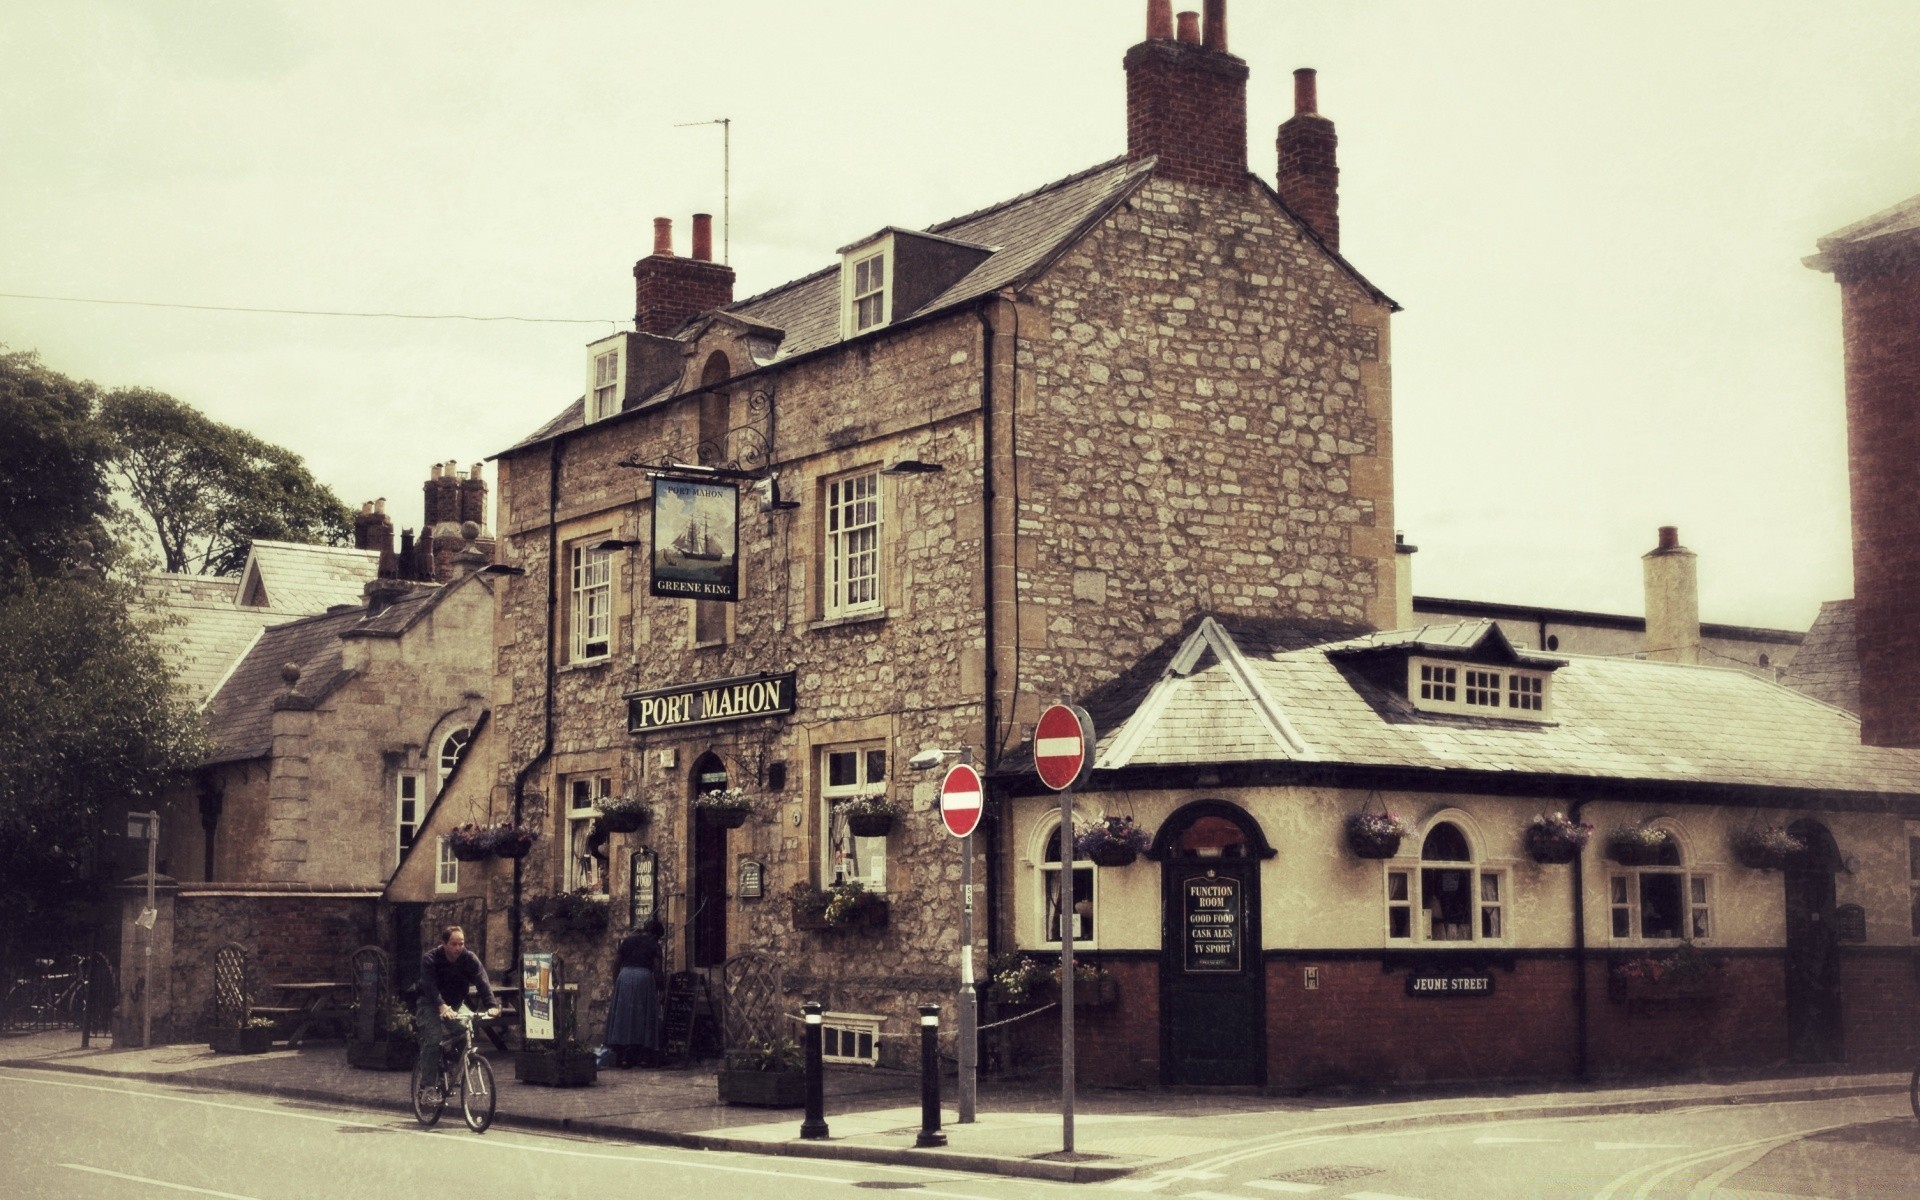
[689,754,731,969]
[1784,819,1843,1063]
[1157,801,1271,1087]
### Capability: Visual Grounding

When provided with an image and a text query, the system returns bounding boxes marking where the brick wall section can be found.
[1835,250,1920,746]
[1276,112,1339,251]
[1837,949,1920,1068]
[1585,956,1789,1076]
[162,890,378,1043]
[633,255,736,336]
[1125,39,1250,192]
[989,958,1160,1086]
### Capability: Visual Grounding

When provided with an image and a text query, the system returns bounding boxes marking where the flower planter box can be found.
[718,1068,807,1107]
[347,1036,419,1071]
[1088,844,1139,868]
[790,896,890,931]
[210,1026,275,1054]
[845,812,895,838]
[515,1048,598,1087]
[1524,828,1585,865]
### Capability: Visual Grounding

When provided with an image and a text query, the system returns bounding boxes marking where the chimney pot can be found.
[1643,524,1701,665]
[1146,0,1173,39]
[1202,0,1227,51]
[652,216,674,257]
[430,463,442,480]
[1176,9,1200,43]
[692,213,714,262]
[1294,67,1318,115]
[469,463,484,481]
[1657,525,1680,551]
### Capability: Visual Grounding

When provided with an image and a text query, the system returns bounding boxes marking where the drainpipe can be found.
[977,300,1002,961]
[508,439,562,986]
[1570,797,1591,1080]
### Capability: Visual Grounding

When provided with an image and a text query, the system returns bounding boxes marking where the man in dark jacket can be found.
[416,925,499,1096]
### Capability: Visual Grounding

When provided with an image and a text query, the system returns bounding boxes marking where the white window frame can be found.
[435,837,459,894]
[1039,818,1099,949]
[568,541,614,661]
[840,239,892,337]
[822,744,888,891]
[824,470,882,618]
[567,775,612,895]
[1609,868,1715,943]
[585,337,624,424]
[1384,819,1509,945]
[1407,656,1552,722]
[819,1012,884,1066]
[437,728,471,793]
[396,771,424,858]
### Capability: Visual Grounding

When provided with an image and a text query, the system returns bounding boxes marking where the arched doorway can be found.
[1152,800,1275,1086]
[1784,819,1843,1063]
[689,752,732,968]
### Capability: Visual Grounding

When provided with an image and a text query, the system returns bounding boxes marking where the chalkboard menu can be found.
[660,971,704,1066]
[1182,872,1241,972]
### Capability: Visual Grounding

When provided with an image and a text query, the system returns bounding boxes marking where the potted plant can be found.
[210,1013,277,1055]
[717,1037,806,1106]
[1608,942,1727,1005]
[485,822,538,859]
[525,888,611,936]
[347,1000,419,1071]
[834,790,902,838]
[1606,825,1673,866]
[1524,812,1594,864]
[1074,814,1151,867]
[515,1037,599,1087]
[1344,809,1408,859]
[693,786,756,830]
[596,794,653,834]
[1729,825,1806,871]
[447,822,494,862]
[988,953,1049,1005]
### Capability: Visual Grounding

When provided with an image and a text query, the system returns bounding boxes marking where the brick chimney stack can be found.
[634,214,736,335]
[1806,191,1920,747]
[354,499,398,578]
[457,463,488,529]
[1125,0,1250,191]
[1642,526,1701,666]
[1277,68,1340,251]
[423,461,460,529]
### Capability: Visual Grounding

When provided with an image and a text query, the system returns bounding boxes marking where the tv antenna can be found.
[674,117,731,265]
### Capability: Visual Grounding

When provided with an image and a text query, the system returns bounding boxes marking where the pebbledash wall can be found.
[485,3,1396,1063]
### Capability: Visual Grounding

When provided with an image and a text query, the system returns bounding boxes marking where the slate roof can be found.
[1087,617,1920,801]
[1783,599,1859,715]
[1806,190,1920,270]
[201,588,440,764]
[242,541,381,613]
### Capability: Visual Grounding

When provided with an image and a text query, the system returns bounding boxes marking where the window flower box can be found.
[790,882,889,930]
[1606,826,1673,867]
[1524,812,1593,864]
[1075,815,1151,867]
[596,795,652,834]
[1345,810,1407,859]
[1608,944,1726,1006]
[1728,826,1805,871]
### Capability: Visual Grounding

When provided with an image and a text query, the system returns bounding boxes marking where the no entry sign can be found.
[939,763,984,839]
[1034,703,1094,792]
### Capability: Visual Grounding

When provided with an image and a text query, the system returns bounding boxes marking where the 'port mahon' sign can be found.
[625,671,796,734]
[1405,971,1496,997]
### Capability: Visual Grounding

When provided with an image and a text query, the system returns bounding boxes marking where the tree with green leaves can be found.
[100,387,353,575]
[0,348,111,578]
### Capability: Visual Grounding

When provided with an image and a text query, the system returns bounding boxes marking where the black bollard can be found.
[800,1001,829,1139]
[915,1003,947,1148]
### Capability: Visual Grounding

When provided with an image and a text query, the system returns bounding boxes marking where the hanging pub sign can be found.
[1182,872,1242,973]
[651,476,740,601]
[625,671,796,733]
[629,848,657,926]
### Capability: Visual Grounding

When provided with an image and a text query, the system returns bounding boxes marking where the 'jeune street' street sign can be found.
[1034,703,1094,792]
[939,763,984,839]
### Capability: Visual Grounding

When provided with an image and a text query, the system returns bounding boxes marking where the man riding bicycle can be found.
[416,925,499,1099]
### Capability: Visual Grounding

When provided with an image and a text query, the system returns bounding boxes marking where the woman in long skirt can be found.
[604,918,664,1067]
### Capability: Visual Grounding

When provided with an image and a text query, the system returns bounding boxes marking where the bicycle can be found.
[410,1008,497,1133]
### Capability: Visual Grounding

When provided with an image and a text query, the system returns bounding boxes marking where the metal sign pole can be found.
[1059,780,1075,1154]
[959,829,977,1123]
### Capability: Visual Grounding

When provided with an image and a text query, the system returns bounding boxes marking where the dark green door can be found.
[1784,821,1843,1063]
[1162,859,1264,1085]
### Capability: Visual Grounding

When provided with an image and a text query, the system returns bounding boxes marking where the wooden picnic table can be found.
[268,981,353,1046]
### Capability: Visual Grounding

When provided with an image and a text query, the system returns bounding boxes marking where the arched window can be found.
[1386,819,1506,943]
[437,727,471,793]
[1040,821,1097,947]
[1608,823,1711,942]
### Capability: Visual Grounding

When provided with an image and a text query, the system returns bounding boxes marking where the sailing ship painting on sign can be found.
[651,476,740,601]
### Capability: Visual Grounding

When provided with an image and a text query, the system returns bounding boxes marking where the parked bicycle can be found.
[410,1008,496,1133]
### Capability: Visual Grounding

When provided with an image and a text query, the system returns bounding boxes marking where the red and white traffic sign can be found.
[1034,703,1094,792]
[939,763,984,839]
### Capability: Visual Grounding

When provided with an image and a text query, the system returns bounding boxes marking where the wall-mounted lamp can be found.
[907,746,975,771]
[755,477,801,511]
[882,459,945,476]
[480,564,527,577]
[589,539,644,553]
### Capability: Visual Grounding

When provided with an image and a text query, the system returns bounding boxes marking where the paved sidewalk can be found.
[1,1031,1905,1183]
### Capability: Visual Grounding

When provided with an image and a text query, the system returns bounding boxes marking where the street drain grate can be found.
[1266,1166,1382,1186]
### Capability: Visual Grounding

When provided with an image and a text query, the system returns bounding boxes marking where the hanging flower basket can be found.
[1074,815,1151,867]
[1606,826,1672,867]
[596,796,652,834]
[694,786,755,829]
[1729,826,1806,871]
[1524,812,1594,865]
[834,790,902,838]
[447,823,494,862]
[846,811,894,838]
[486,823,537,859]
[525,888,610,936]
[1345,810,1407,859]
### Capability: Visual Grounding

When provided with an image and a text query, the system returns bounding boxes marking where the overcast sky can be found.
[5,1,1916,631]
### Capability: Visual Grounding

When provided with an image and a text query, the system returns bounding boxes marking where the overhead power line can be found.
[0,290,618,327]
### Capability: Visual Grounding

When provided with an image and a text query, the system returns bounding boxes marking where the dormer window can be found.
[585,335,626,424]
[852,252,887,331]
[1409,657,1552,722]
[838,227,993,341]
